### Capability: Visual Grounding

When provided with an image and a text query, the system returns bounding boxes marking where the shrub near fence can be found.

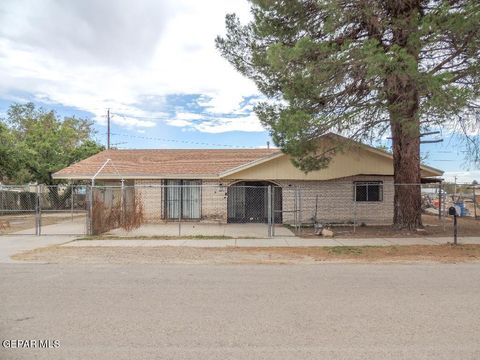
[91,187,144,235]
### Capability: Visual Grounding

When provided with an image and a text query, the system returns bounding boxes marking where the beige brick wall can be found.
[133,177,394,225]
[277,176,394,225]
[134,180,164,222]
[200,180,232,223]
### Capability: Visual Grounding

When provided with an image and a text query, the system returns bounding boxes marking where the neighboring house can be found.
[53,134,443,225]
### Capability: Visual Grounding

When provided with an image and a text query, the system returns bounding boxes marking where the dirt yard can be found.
[301,214,480,238]
[12,244,480,264]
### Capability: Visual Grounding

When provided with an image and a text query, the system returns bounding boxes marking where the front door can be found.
[227,182,282,223]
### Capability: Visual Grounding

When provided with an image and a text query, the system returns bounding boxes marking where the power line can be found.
[107,108,111,149]
[108,132,259,149]
[111,112,168,121]
[420,131,443,144]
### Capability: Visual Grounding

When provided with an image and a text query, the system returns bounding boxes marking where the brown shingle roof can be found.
[53,148,281,179]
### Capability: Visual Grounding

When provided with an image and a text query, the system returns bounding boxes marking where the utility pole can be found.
[454,175,457,200]
[107,108,111,149]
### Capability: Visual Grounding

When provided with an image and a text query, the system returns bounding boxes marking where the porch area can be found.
[105,222,295,238]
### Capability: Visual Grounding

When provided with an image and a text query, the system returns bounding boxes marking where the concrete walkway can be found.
[12,215,86,235]
[0,235,76,263]
[108,223,295,238]
[2,235,479,263]
[64,236,480,248]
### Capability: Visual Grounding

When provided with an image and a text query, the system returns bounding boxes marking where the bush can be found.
[91,190,144,235]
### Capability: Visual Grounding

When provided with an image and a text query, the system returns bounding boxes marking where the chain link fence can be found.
[89,184,275,237]
[0,184,88,235]
[1,182,478,237]
[0,185,37,234]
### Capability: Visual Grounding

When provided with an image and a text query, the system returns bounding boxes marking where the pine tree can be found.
[216,0,480,229]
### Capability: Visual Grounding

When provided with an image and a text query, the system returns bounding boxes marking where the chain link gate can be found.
[0,185,88,236]
[0,185,37,235]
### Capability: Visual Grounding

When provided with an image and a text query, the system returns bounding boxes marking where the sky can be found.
[0,0,478,183]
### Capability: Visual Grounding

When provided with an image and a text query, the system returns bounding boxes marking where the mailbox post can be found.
[448,206,458,245]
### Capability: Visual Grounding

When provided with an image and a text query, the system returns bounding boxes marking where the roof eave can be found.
[219,151,284,178]
[326,133,443,176]
[52,174,221,180]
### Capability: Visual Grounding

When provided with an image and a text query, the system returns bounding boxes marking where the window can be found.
[354,181,383,202]
[165,180,201,219]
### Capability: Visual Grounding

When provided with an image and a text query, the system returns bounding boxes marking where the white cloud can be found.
[175,112,204,121]
[198,92,247,114]
[165,119,193,127]
[193,114,264,133]
[166,111,264,133]
[0,0,174,67]
[0,0,261,132]
[104,115,155,129]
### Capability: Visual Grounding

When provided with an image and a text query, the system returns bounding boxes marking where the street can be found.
[1,263,480,359]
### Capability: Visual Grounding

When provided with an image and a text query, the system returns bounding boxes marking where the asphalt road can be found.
[1,263,480,359]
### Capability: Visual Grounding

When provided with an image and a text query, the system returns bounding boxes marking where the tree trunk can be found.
[390,116,422,229]
[386,0,423,229]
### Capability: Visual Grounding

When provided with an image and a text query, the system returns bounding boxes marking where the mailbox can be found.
[449,206,459,245]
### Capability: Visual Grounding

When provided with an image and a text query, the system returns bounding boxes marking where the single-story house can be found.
[53,134,443,225]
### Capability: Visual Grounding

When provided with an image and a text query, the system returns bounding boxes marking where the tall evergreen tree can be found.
[216,0,480,229]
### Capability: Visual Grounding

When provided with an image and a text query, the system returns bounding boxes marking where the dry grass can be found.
[92,192,144,235]
[12,244,480,264]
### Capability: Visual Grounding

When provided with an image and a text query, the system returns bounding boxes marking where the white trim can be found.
[227,179,282,187]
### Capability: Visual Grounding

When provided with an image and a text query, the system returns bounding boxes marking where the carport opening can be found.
[227,181,282,224]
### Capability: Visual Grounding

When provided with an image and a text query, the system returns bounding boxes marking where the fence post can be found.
[294,186,299,233]
[292,187,297,233]
[71,183,75,222]
[353,183,357,233]
[0,186,3,218]
[121,179,125,228]
[87,186,93,236]
[272,186,276,237]
[438,182,442,220]
[35,184,40,236]
[35,185,40,236]
[442,183,446,231]
[473,186,477,220]
[298,187,302,235]
[267,185,272,237]
[178,185,181,237]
